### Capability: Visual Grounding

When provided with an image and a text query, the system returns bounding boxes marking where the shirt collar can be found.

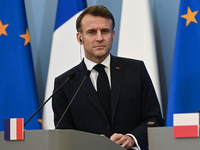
[84,54,111,71]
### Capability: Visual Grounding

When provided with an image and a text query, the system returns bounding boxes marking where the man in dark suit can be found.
[52,5,164,150]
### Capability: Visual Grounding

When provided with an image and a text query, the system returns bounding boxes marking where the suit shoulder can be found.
[55,63,80,80]
[113,56,144,66]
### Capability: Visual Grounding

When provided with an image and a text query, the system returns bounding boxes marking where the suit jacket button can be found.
[106,126,110,130]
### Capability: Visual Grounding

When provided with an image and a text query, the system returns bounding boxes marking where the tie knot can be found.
[94,64,105,73]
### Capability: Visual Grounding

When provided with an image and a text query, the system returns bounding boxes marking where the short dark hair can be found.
[76,5,115,33]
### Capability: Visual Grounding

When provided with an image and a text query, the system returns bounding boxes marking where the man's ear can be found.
[112,30,115,43]
[77,32,83,44]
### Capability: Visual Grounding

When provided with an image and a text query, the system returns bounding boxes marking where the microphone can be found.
[55,70,91,129]
[24,73,76,126]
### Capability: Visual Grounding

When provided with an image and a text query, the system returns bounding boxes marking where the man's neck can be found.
[85,53,110,64]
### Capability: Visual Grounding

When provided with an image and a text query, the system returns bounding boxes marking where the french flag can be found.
[4,118,24,140]
[173,113,199,138]
[42,0,87,129]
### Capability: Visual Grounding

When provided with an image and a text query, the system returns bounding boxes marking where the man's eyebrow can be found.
[87,28,95,31]
[87,28,110,31]
[102,28,110,31]
[86,29,96,33]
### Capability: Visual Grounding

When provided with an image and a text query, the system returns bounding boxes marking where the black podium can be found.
[148,127,200,150]
[0,129,125,150]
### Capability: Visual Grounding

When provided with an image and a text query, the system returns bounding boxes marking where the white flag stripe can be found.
[10,118,16,140]
[173,113,199,126]
[42,12,82,129]
[117,0,162,111]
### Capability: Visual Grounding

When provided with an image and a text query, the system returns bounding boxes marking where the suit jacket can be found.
[52,55,164,150]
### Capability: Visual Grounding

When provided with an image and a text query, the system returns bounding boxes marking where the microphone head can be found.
[85,70,91,77]
[69,73,76,79]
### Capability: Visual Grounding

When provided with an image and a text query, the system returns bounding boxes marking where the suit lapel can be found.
[77,61,108,122]
[110,56,122,124]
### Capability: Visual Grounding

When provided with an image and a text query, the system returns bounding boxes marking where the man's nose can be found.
[96,31,103,42]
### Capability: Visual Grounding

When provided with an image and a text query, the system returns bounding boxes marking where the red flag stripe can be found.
[16,118,23,140]
[174,125,199,138]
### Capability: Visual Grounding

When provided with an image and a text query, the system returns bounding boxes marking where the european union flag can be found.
[0,0,41,130]
[166,0,200,126]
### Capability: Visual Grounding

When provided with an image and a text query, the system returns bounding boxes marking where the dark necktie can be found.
[94,64,111,125]
[94,64,111,102]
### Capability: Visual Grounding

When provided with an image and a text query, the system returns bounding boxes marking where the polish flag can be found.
[173,113,199,138]
[4,118,24,140]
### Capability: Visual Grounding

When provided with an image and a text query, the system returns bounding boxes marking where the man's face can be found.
[77,14,115,63]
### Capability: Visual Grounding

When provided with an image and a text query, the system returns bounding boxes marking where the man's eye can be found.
[88,30,95,34]
[102,30,109,33]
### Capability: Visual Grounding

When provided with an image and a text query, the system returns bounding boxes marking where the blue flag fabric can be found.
[166,0,200,126]
[55,0,87,30]
[0,0,41,130]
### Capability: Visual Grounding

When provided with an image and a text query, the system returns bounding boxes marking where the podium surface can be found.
[148,127,200,150]
[0,129,125,150]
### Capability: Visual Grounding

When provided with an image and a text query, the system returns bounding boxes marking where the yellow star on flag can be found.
[181,7,198,27]
[20,28,30,46]
[0,20,9,36]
